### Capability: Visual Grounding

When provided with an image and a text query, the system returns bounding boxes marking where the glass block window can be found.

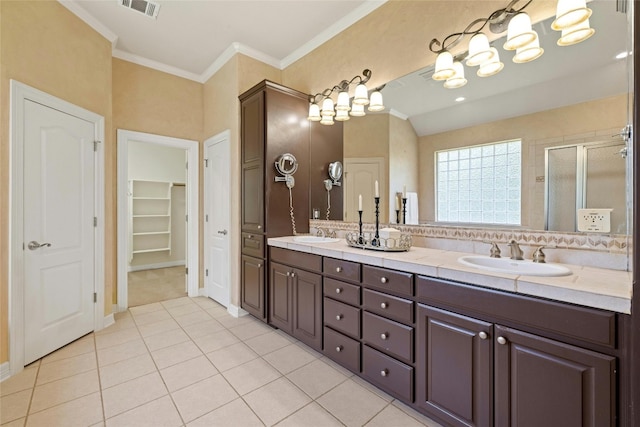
[436,139,521,225]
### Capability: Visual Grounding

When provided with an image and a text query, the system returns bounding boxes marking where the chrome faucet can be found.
[508,240,524,260]
[484,241,501,258]
[316,228,326,238]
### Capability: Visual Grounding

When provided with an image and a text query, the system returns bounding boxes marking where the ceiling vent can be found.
[119,0,160,19]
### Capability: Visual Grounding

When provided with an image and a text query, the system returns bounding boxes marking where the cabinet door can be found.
[416,304,493,427]
[241,160,264,233]
[292,268,322,351]
[494,325,615,427]
[241,90,264,164]
[241,255,266,321]
[269,262,292,333]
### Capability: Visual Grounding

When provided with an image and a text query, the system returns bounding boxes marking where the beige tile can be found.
[1,417,26,427]
[95,315,136,335]
[97,339,148,367]
[181,319,226,339]
[161,296,194,309]
[174,310,213,327]
[263,343,318,374]
[206,342,259,372]
[151,341,203,370]
[30,370,100,414]
[204,305,230,318]
[351,375,394,403]
[166,302,203,318]
[186,397,263,427]
[365,404,432,427]
[95,327,141,350]
[222,358,281,396]
[192,330,239,353]
[316,379,388,426]
[171,374,239,423]
[0,389,31,424]
[143,328,191,352]
[36,352,97,385]
[99,353,157,390]
[286,359,348,399]
[137,318,181,338]
[41,334,95,365]
[391,401,444,427]
[101,372,167,418]
[228,321,274,341]
[133,309,173,326]
[244,377,311,426]
[0,366,37,397]
[244,331,292,356]
[129,302,164,316]
[26,392,103,427]
[319,356,356,378]
[160,355,218,392]
[105,395,182,427]
[275,402,343,427]
[214,313,255,328]
[192,297,224,309]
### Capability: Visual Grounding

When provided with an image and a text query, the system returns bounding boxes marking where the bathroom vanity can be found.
[267,236,632,427]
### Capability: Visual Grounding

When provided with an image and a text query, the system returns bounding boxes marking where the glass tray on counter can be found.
[345,231,412,252]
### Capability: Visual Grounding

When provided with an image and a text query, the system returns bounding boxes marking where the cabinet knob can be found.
[257,263,262,268]
[380,277,388,284]
[497,336,507,345]
[335,288,343,294]
[248,234,253,239]
[286,271,291,277]
[257,225,262,229]
[380,332,388,340]
[380,369,388,377]
[336,267,342,273]
[290,272,296,278]
[479,331,488,340]
[336,314,343,321]
[335,346,343,353]
[380,302,388,309]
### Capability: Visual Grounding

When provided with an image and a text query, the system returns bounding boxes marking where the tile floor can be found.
[128,267,187,307]
[0,296,443,427]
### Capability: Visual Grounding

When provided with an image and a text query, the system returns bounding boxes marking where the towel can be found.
[406,192,419,224]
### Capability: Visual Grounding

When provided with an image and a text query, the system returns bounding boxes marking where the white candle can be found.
[395,195,400,210]
[374,180,379,197]
[403,185,406,198]
[358,194,362,211]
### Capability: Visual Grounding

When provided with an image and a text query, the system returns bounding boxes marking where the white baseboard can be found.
[103,312,115,330]
[128,260,185,272]
[227,303,249,318]
[198,287,207,297]
[0,362,10,382]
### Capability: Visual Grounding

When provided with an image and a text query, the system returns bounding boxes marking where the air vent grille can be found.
[119,0,160,19]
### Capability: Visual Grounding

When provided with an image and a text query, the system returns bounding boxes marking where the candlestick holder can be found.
[358,210,364,244]
[373,197,380,246]
[395,209,400,224]
[402,197,407,224]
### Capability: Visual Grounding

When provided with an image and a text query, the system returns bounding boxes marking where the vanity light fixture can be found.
[556,18,595,46]
[307,69,385,125]
[444,62,468,89]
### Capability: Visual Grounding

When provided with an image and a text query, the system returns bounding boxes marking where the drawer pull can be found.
[257,263,262,268]
[257,225,262,229]
[286,271,291,277]
[479,331,488,340]
[497,336,507,345]
[291,272,296,278]
[380,302,388,309]
[380,277,388,284]
[336,345,343,353]
[336,314,343,320]
[380,369,388,377]
[336,267,343,273]
[380,333,389,340]
[247,234,253,239]
[335,288,343,294]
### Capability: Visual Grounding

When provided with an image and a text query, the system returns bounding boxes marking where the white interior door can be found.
[204,132,230,307]
[23,100,96,364]
[344,158,384,223]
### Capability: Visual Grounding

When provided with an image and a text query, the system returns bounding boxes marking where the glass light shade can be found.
[443,62,467,89]
[513,33,544,63]
[307,103,321,121]
[477,48,504,77]
[503,13,537,50]
[432,51,455,81]
[320,113,335,125]
[350,103,366,117]
[368,90,385,112]
[334,109,350,121]
[557,19,595,46]
[552,0,592,31]
[321,97,335,116]
[466,33,494,66]
[335,91,351,111]
[352,83,370,105]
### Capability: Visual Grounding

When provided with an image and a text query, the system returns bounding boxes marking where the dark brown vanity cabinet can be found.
[269,248,323,351]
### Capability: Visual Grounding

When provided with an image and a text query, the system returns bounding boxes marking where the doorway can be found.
[117,130,199,311]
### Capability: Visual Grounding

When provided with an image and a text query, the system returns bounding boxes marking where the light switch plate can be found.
[577,209,613,232]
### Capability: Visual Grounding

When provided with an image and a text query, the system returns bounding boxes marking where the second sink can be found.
[458,255,572,277]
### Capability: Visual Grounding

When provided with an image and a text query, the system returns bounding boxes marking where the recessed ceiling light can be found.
[455,97,466,102]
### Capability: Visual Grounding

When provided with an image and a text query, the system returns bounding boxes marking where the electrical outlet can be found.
[577,209,613,232]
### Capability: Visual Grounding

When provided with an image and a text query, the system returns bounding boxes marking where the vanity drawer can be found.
[362,345,413,402]
[241,232,264,258]
[324,326,361,374]
[363,289,413,324]
[323,257,361,283]
[324,297,361,338]
[362,311,413,363]
[362,265,413,297]
[270,247,321,273]
[324,278,360,306]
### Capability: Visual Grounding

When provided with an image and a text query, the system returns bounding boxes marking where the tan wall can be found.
[0,0,113,363]
[389,114,419,221]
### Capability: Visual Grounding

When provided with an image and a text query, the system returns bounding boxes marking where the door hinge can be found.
[204,159,208,167]
[93,140,101,152]
[93,292,97,303]
[206,214,209,222]
[185,267,189,275]
[185,215,188,222]
[186,161,188,170]
[205,269,209,277]
[94,217,98,227]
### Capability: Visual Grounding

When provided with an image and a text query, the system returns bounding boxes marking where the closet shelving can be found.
[130,180,173,258]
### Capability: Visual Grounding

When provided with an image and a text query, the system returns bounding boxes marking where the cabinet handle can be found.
[380,332,388,340]
[380,302,388,309]
[497,336,507,345]
[335,288,343,294]
[380,369,388,377]
[336,345,343,353]
[479,331,488,340]
[380,277,388,284]
[336,267,342,273]
[336,314,343,320]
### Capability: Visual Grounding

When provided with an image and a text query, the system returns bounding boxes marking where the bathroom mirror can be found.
[343,0,632,233]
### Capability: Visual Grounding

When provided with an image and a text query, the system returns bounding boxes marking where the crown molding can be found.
[57,0,118,47]
[200,42,281,84]
[389,109,409,120]
[112,49,203,82]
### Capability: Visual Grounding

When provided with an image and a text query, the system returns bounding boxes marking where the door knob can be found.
[217,230,228,235]
[28,241,51,250]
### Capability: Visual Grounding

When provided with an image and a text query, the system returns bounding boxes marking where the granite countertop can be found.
[268,236,632,314]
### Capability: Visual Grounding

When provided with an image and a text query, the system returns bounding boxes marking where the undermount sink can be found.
[458,255,572,277]
[293,236,341,244]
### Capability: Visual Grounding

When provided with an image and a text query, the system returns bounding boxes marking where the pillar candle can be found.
[358,194,362,211]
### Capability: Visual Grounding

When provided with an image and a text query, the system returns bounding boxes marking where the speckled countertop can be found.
[268,236,632,314]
